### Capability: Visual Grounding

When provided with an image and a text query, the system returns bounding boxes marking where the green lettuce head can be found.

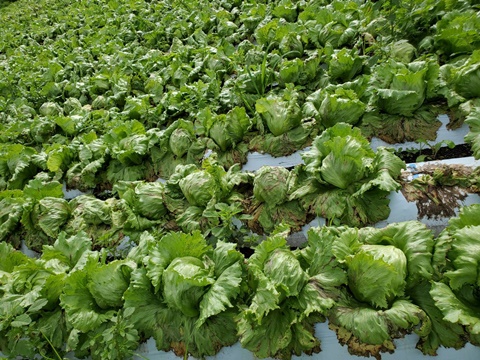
[163,256,214,317]
[328,48,363,82]
[346,244,407,309]
[255,85,302,137]
[303,123,375,189]
[371,59,436,116]
[125,232,244,358]
[179,170,216,207]
[253,166,290,206]
[324,222,434,357]
[318,88,366,127]
[169,127,193,158]
[205,107,251,152]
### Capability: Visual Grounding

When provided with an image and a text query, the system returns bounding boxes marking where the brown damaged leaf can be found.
[328,323,396,360]
[400,164,480,220]
[360,109,442,143]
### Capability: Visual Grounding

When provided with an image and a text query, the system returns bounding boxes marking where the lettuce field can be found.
[1,0,480,359]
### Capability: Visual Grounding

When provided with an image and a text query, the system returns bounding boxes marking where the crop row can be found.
[2,204,480,359]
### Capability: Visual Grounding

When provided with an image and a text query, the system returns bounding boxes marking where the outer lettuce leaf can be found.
[464,106,480,159]
[450,50,480,99]
[410,281,467,355]
[430,282,480,335]
[329,294,429,358]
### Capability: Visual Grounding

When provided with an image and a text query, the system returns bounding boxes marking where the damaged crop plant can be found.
[1,0,480,359]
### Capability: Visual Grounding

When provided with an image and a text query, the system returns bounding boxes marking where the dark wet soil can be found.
[396,143,472,163]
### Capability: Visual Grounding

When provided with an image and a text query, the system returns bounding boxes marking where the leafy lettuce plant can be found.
[251,85,316,156]
[113,180,168,237]
[150,119,205,179]
[64,195,128,251]
[255,85,302,136]
[292,123,405,226]
[248,166,308,234]
[0,232,92,359]
[104,120,156,183]
[325,221,434,358]
[60,248,139,360]
[65,132,108,192]
[237,233,332,359]
[124,231,245,358]
[430,204,480,346]
[164,158,252,239]
[370,59,436,116]
[303,87,366,128]
[327,47,364,83]
[447,50,480,100]
[434,9,480,57]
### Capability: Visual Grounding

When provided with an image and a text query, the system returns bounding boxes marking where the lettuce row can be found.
[1,123,406,251]
[3,208,480,359]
